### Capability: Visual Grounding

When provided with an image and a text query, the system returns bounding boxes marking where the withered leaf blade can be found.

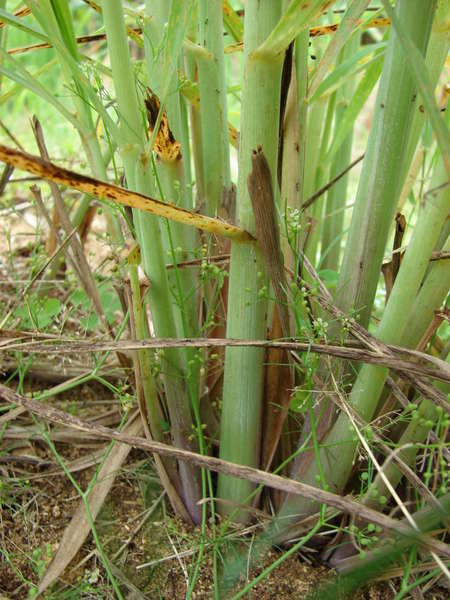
[38,412,143,595]
[0,143,253,242]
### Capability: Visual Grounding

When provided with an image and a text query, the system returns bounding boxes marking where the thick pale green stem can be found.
[398,0,449,193]
[304,90,336,266]
[298,32,327,263]
[335,0,437,329]
[102,0,201,523]
[144,1,197,339]
[361,231,450,510]
[156,160,198,338]
[217,0,283,520]
[321,34,360,272]
[197,0,232,217]
[278,119,449,530]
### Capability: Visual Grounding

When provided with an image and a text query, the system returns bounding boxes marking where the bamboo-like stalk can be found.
[277,107,449,530]
[321,33,360,272]
[343,155,450,512]
[143,0,198,339]
[102,0,202,523]
[361,228,450,511]
[304,88,336,266]
[217,0,283,520]
[334,0,437,329]
[196,0,232,217]
[300,95,327,259]
[398,0,449,204]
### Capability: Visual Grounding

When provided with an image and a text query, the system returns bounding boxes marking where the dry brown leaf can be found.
[38,411,143,595]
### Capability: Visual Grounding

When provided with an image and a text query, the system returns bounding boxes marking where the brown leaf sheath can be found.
[248,146,290,338]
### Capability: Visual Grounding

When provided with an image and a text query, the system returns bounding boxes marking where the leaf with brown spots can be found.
[0,143,253,242]
[145,90,182,163]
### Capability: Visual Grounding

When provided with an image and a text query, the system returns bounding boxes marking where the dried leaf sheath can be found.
[248,146,290,339]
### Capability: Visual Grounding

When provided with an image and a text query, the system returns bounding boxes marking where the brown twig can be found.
[301,153,365,212]
[1,337,447,387]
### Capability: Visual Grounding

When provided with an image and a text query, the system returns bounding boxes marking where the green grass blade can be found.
[0,7,46,40]
[0,47,82,132]
[258,0,336,57]
[308,0,370,99]
[325,47,384,162]
[310,42,386,103]
[49,0,79,58]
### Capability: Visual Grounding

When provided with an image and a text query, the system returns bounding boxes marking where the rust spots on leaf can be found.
[145,89,181,163]
[310,17,390,38]
[228,123,239,148]
[0,143,254,243]
[127,244,141,266]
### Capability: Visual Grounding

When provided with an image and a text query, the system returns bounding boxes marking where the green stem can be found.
[334,0,437,329]
[300,97,326,259]
[305,90,336,266]
[29,0,122,241]
[278,112,449,528]
[363,368,448,511]
[144,0,198,339]
[398,0,449,194]
[321,33,360,272]
[196,0,232,216]
[217,0,283,521]
[102,0,202,523]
